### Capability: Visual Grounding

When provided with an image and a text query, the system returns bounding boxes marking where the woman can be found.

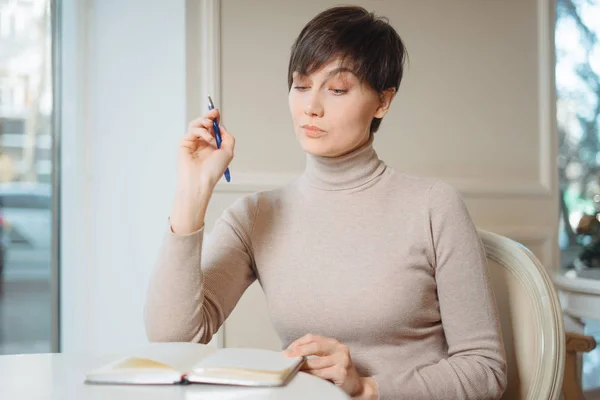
[145,6,507,400]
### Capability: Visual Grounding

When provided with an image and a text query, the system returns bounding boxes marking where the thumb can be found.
[219,123,235,152]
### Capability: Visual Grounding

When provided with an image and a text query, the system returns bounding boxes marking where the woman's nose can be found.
[304,94,324,117]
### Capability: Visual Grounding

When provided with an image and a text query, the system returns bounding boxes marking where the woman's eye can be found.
[293,86,309,91]
[331,89,348,95]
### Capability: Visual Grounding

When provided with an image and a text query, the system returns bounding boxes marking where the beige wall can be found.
[192,0,558,350]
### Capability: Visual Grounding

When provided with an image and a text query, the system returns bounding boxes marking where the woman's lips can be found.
[302,125,326,138]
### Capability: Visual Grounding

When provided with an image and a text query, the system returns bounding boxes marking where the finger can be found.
[181,128,216,150]
[290,341,335,358]
[304,366,347,383]
[285,334,337,356]
[303,355,338,370]
[217,123,235,152]
[188,109,220,128]
[190,127,216,144]
[289,334,326,349]
[193,117,217,134]
[183,127,215,143]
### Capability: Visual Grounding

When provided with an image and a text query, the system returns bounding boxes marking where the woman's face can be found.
[288,58,394,157]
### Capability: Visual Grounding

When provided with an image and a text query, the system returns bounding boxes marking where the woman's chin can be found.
[296,130,370,157]
[298,136,336,157]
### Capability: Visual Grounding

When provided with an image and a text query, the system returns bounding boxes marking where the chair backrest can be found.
[478,230,565,400]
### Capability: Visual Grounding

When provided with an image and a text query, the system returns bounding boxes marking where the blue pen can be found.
[207,95,231,182]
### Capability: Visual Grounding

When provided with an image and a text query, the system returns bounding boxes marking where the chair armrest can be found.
[566,332,597,353]
[563,332,597,400]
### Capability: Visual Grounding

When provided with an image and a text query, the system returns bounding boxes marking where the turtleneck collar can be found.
[302,136,387,191]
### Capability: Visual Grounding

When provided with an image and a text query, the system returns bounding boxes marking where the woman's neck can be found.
[303,136,386,191]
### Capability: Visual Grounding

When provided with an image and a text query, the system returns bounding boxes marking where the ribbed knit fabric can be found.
[144,138,507,399]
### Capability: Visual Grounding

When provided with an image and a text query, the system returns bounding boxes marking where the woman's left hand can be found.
[283,334,378,399]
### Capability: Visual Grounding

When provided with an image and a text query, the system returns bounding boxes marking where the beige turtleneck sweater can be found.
[144,139,507,400]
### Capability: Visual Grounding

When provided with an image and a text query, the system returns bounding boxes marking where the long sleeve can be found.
[144,194,259,344]
[372,181,507,400]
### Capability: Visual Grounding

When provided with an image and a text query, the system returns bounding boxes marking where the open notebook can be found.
[85,342,306,387]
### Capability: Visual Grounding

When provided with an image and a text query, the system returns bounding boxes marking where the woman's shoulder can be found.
[387,170,465,214]
[254,176,303,203]
[386,170,460,197]
[221,178,299,221]
[219,192,261,230]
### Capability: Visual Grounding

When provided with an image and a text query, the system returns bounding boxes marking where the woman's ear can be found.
[374,88,396,119]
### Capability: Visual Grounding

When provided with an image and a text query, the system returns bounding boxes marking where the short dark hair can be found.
[288,6,407,133]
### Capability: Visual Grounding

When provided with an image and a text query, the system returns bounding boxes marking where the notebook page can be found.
[123,342,218,373]
[191,348,303,373]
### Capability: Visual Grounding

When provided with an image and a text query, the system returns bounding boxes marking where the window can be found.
[0,0,57,354]
[556,0,600,391]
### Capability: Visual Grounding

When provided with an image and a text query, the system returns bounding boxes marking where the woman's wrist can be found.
[170,180,213,234]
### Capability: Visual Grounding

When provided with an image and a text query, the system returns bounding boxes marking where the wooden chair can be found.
[480,230,565,400]
[563,330,596,400]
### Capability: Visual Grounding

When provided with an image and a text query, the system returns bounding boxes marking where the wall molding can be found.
[210,0,557,199]
[491,226,552,246]
[204,1,558,236]
[195,0,225,349]
[199,0,221,112]
[201,0,560,350]
[59,0,96,354]
[187,0,221,120]
[214,171,553,198]
[534,0,558,198]
[187,0,221,119]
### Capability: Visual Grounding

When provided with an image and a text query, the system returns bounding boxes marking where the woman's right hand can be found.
[170,109,235,234]
[179,109,235,188]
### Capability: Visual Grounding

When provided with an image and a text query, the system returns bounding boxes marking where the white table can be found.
[0,353,350,400]
[555,273,600,322]
[554,272,600,392]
